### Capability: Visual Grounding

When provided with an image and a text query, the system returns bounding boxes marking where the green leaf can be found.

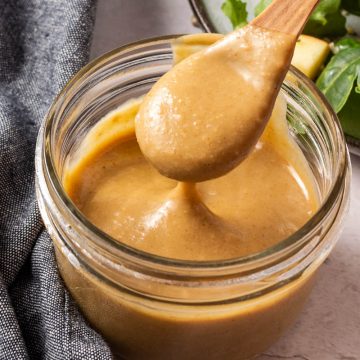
[356,64,360,93]
[316,48,360,112]
[342,0,360,16]
[254,0,273,17]
[334,37,360,53]
[304,6,346,36]
[338,87,360,139]
[309,0,341,25]
[252,0,347,36]
[221,0,248,29]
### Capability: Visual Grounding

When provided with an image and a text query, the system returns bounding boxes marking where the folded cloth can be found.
[0,0,112,358]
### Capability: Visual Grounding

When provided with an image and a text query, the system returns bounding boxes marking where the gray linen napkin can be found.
[0,0,112,358]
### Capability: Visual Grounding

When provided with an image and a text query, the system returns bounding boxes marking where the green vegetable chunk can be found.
[316,47,360,113]
[342,0,360,16]
[221,0,248,28]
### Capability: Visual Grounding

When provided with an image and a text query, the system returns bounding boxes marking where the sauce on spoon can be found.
[135,25,297,181]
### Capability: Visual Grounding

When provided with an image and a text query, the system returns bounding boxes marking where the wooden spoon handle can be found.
[251,0,320,36]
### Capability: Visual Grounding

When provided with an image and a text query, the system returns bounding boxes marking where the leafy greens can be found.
[316,46,360,112]
[306,0,342,26]
[338,87,360,139]
[324,37,360,139]
[334,37,360,53]
[229,0,348,36]
[221,0,248,29]
[303,0,347,37]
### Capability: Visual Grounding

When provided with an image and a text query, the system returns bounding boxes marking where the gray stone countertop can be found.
[91,1,360,359]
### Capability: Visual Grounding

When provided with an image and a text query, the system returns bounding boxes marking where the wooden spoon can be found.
[252,0,319,36]
[135,0,319,182]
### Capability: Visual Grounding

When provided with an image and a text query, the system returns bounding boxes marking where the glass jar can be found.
[35,36,351,360]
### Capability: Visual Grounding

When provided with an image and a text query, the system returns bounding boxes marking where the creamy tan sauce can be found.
[135,25,296,181]
[63,32,318,261]
[60,32,321,359]
[56,244,316,359]
[64,95,318,261]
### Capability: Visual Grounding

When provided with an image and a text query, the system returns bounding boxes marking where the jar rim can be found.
[37,35,350,271]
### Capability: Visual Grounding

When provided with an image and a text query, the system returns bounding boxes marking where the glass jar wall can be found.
[35,37,350,359]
